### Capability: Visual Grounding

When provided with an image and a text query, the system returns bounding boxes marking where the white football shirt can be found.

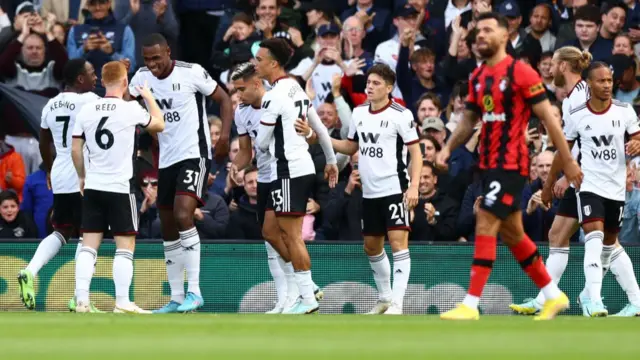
[347,101,419,199]
[259,77,316,180]
[562,80,591,160]
[234,103,274,183]
[565,100,640,201]
[73,97,151,194]
[129,61,216,169]
[41,91,100,194]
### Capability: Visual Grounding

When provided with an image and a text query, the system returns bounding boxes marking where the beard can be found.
[553,72,566,88]
[477,45,497,59]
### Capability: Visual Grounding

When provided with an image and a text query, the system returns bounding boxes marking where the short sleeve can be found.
[347,111,358,142]
[515,62,547,105]
[191,63,218,96]
[130,102,152,127]
[40,102,50,129]
[260,93,282,126]
[563,111,578,141]
[465,71,481,115]
[626,106,640,136]
[234,108,248,136]
[72,112,85,138]
[397,110,419,145]
[129,70,143,98]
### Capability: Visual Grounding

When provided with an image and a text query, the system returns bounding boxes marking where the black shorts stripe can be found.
[195,92,209,159]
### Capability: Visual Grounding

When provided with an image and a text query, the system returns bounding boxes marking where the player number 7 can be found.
[55,116,71,148]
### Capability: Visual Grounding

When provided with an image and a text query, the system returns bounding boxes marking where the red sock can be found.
[468,235,497,297]
[509,235,552,288]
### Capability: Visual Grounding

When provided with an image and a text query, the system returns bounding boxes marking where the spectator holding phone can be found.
[67,0,135,95]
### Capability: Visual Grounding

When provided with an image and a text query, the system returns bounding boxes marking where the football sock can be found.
[75,239,82,260]
[283,262,299,300]
[392,250,411,308]
[163,239,185,303]
[179,228,201,297]
[294,270,316,306]
[584,231,604,301]
[368,251,392,302]
[464,235,497,309]
[610,247,640,307]
[601,244,615,272]
[113,249,133,308]
[509,235,557,300]
[534,247,569,304]
[265,242,287,306]
[75,246,97,303]
[26,231,66,277]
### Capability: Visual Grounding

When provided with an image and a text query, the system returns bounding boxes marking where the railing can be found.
[0,240,636,314]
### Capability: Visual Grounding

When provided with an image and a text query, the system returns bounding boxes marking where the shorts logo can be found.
[583,205,592,216]
[501,193,513,206]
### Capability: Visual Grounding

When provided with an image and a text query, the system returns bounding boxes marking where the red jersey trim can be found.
[586,100,612,115]
[369,100,392,114]
[347,137,357,142]
[260,121,275,126]
[628,130,640,137]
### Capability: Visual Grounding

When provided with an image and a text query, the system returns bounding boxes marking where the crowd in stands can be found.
[0,0,640,243]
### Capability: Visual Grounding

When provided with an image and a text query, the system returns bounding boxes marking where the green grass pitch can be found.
[0,313,638,360]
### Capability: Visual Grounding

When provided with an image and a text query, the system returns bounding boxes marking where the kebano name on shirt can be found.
[50,100,76,112]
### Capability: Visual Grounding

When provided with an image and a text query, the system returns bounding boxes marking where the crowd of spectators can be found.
[0,0,640,243]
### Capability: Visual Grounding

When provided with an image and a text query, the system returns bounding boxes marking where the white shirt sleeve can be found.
[289,58,313,77]
[347,109,358,141]
[626,106,640,136]
[564,111,578,141]
[128,70,143,98]
[256,93,281,151]
[40,101,50,129]
[72,111,85,138]
[191,63,218,96]
[130,102,152,127]
[397,110,419,145]
[234,108,247,136]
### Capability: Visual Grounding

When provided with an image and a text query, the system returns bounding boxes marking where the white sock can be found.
[75,246,97,303]
[584,231,604,301]
[541,282,561,300]
[75,239,82,260]
[113,249,133,308]
[163,239,185,303]
[26,231,65,277]
[601,245,615,272]
[283,262,299,300]
[534,247,569,304]
[610,247,640,307]
[179,228,201,297]
[462,295,480,309]
[294,270,316,305]
[368,251,392,302]
[392,250,411,307]
[265,242,287,306]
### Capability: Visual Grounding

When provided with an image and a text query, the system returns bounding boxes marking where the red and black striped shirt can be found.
[466,55,547,177]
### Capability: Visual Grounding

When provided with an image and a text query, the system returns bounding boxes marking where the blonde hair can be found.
[554,46,592,74]
[101,61,127,87]
[208,116,222,129]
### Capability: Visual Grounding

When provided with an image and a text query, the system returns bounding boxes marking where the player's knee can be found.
[363,242,382,256]
[173,207,194,230]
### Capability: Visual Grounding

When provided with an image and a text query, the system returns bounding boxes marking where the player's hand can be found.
[541,183,553,208]
[626,140,640,156]
[552,176,569,199]
[324,163,339,188]
[473,196,482,215]
[563,159,583,190]
[135,80,154,100]
[434,147,451,172]
[215,136,230,163]
[78,178,85,196]
[194,208,204,221]
[404,186,419,210]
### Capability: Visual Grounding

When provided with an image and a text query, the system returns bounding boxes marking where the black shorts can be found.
[81,189,138,235]
[557,187,578,219]
[576,191,625,233]
[479,169,526,220]
[51,192,83,230]
[361,193,410,236]
[257,181,271,225]
[266,175,315,216]
[158,158,211,209]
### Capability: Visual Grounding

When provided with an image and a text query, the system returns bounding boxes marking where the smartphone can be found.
[353,163,358,170]
[420,143,426,156]
[89,26,101,35]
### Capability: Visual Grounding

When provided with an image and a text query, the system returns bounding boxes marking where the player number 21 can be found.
[389,202,406,220]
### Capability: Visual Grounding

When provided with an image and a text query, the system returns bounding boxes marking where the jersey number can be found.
[486,181,501,202]
[183,170,200,187]
[294,100,310,120]
[271,189,283,206]
[55,116,70,147]
[389,202,406,220]
[96,116,114,150]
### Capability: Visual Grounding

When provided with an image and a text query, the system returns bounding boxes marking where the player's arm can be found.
[71,136,85,181]
[625,107,640,155]
[306,106,337,164]
[399,111,422,209]
[210,86,233,145]
[234,134,253,169]
[332,113,359,155]
[39,128,54,173]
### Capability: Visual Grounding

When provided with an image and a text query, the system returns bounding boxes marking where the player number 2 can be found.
[184,170,200,186]
[486,181,501,201]
[389,202,405,220]
[95,116,114,150]
[55,115,70,148]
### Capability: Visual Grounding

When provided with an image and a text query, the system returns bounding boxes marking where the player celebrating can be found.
[129,34,233,313]
[435,13,582,321]
[71,61,165,313]
[562,62,640,316]
[18,59,100,311]
[229,63,327,313]
[254,38,338,314]
[331,63,422,315]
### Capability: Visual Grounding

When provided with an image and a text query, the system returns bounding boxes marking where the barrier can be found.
[0,241,636,314]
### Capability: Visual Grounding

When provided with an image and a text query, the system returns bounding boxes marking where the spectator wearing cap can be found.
[374,4,422,100]
[67,0,135,96]
[526,3,556,52]
[291,23,353,108]
[342,16,374,69]
[611,54,640,103]
[498,0,528,53]
[301,1,336,51]
[40,0,86,24]
[340,0,390,48]
[114,0,178,73]
[211,12,262,71]
[559,5,613,62]
[600,1,627,42]
[420,116,446,148]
